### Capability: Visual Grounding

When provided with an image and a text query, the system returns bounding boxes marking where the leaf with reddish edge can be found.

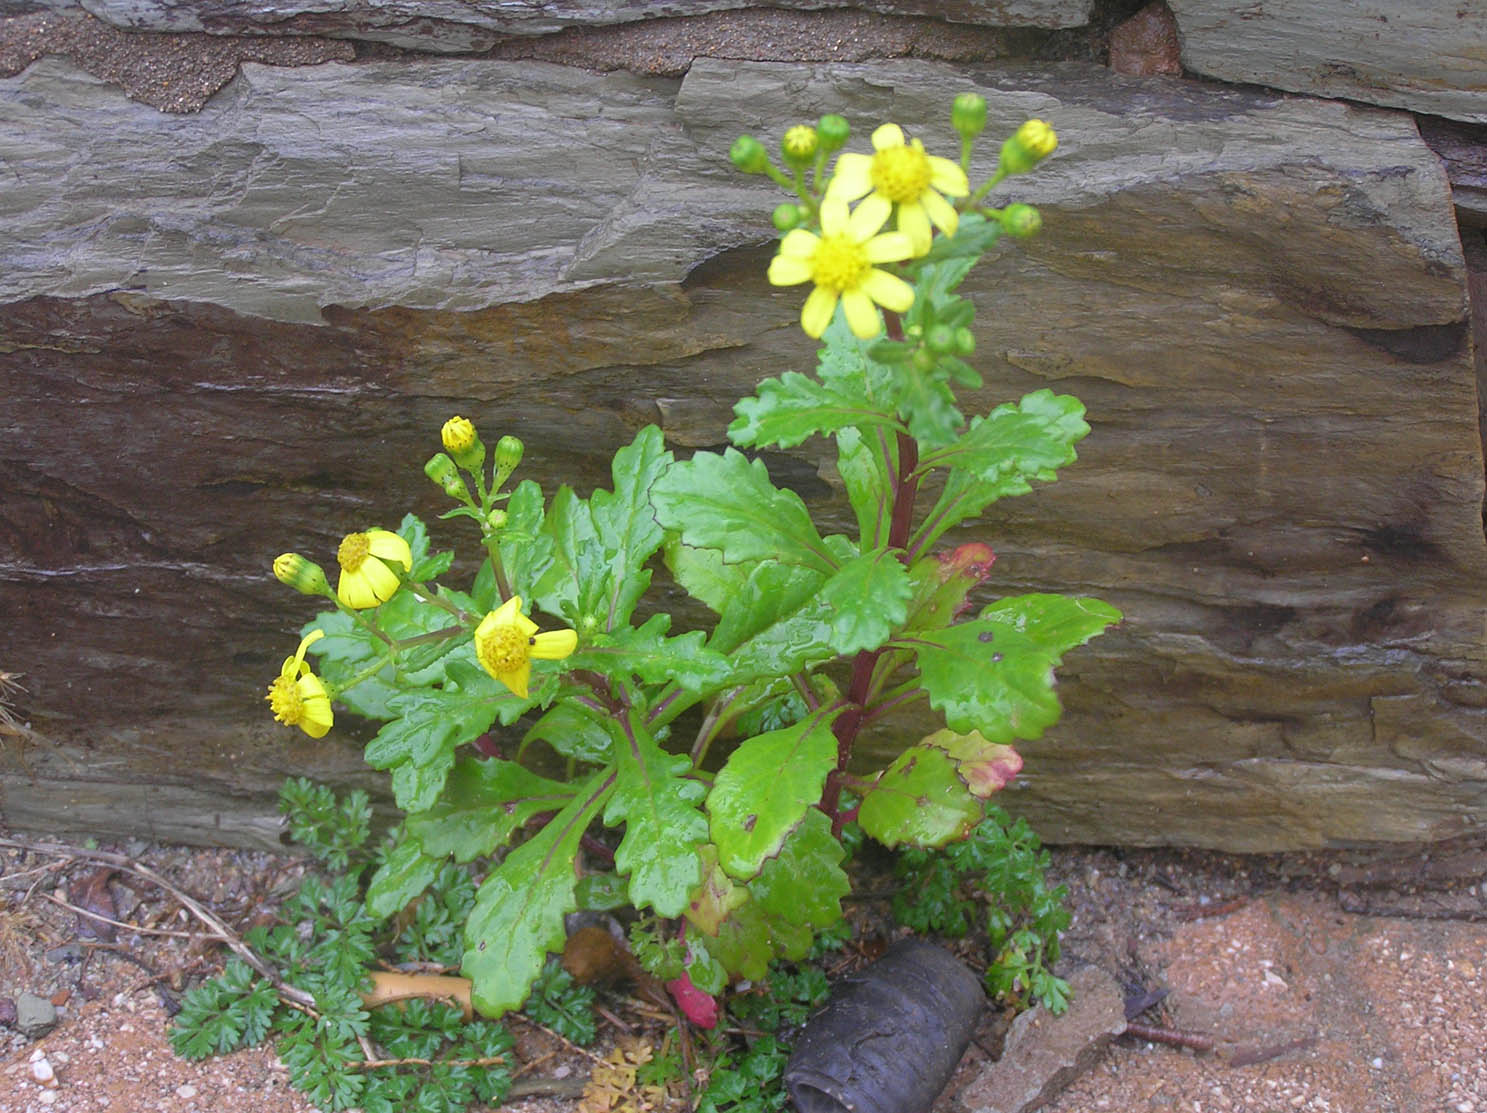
[919,728,1023,798]
[666,972,719,1028]
[683,845,748,935]
[903,542,996,632]
[858,746,984,849]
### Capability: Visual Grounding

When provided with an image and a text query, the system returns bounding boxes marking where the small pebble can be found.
[28,1053,56,1087]
[177,1083,198,1099]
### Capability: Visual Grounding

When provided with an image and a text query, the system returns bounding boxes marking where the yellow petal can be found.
[496,662,532,700]
[362,559,402,604]
[921,188,960,237]
[927,156,970,196]
[366,529,413,571]
[861,268,915,314]
[847,193,892,241]
[337,569,383,610]
[531,628,579,660]
[768,254,814,286]
[818,196,850,236]
[801,286,839,339]
[825,152,873,202]
[896,201,933,256]
[778,228,819,259]
[490,595,523,626]
[864,230,915,265]
[870,122,905,151]
[840,289,883,339]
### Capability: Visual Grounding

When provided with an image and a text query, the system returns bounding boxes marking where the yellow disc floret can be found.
[473,596,579,700]
[266,630,333,739]
[336,528,412,609]
[809,234,870,293]
[870,140,933,204]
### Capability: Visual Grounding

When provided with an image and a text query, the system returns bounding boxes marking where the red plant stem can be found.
[821,309,917,837]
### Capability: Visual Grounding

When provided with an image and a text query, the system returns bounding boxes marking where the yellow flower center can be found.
[267,675,304,725]
[811,234,869,293]
[870,142,932,203]
[478,625,531,676]
[338,532,370,573]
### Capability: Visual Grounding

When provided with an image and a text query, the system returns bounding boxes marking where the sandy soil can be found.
[3,832,1485,1113]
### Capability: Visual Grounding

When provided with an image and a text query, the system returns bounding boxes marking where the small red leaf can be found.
[666,973,718,1028]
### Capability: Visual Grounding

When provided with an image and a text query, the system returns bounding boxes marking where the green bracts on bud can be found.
[816,113,850,153]
[273,553,329,596]
[952,93,988,140]
[440,415,486,471]
[424,452,467,499]
[486,508,508,531]
[781,124,819,167]
[729,134,771,175]
[998,119,1058,176]
[494,435,524,484]
[1000,203,1043,238]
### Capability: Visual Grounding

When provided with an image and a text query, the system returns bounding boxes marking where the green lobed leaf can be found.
[523,700,615,764]
[814,313,907,413]
[904,594,1121,744]
[462,772,615,1018]
[363,667,525,812]
[650,448,839,576]
[603,709,708,917]
[836,426,894,552]
[919,728,1024,798]
[407,757,574,861]
[706,707,842,881]
[817,548,912,654]
[365,837,441,921]
[565,613,734,693]
[912,391,1090,554]
[858,745,983,849]
[691,898,786,981]
[498,479,555,602]
[587,425,673,630]
[747,808,849,929]
[729,371,904,450]
[532,484,602,628]
[898,364,963,451]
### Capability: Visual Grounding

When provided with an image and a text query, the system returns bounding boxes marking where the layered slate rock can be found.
[1168,0,1487,124]
[2,57,1483,850]
[5,0,1095,52]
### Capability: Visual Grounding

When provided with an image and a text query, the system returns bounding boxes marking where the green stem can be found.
[967,168,1007,207]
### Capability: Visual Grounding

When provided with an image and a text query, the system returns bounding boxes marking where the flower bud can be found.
[1000,203,1043,238]
[494,435,524,483]
[486,508,508,530]
[924,324,956,355]
[424,452,467,499]
[998,119,1057,176]
[951,93,988,140]
[273,552,329,596]
[441,415,485,471]
[781,124,819,167]
[954,326,976,356]
[912,347,937,374]
[771,203,804,232]
[816,114,850,153]
[729,134,770,175]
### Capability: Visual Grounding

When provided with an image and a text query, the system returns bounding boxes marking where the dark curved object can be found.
[784,940,985,1113]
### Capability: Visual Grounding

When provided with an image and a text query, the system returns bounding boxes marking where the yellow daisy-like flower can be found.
[265,630,333,739]
[473,596,578,700]
[767,195,916,340]
[336,529,412,610]
[826,122,970,256]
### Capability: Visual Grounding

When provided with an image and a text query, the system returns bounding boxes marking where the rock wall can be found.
[2,1,1485,850]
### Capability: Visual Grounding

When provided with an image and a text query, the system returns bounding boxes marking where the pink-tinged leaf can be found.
[905,543,996,631]
[920,728,1023,798]
[666,973,719,1028]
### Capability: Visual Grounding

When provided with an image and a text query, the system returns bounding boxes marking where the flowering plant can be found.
[266,101,1118,1021]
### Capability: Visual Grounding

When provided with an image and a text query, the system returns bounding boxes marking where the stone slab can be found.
[2,58,1484,850]
[1,0,1095,52]
[1169,0,1487,124]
